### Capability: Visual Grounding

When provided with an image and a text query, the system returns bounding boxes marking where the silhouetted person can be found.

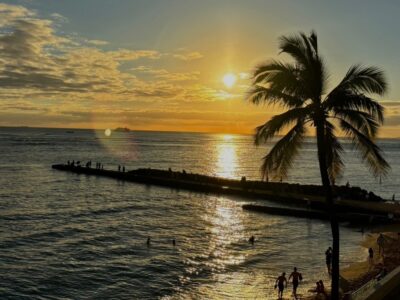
[275,272,287,299]
[67,160,70,166]
[118,165,121,172]
[172,239,176,246]
[72,160,75,166]
[393,194,396,201]
[368,247,374,268]
[317,280,327,297]
[146,236,151,246]
[289,267,302,298]
[123,166,125,172]
[248,235,255,245]
[377,233,385,256]
[315,281,321,293]
[325,247,332,274]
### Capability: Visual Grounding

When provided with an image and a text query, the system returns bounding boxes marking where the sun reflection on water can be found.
[215,135,237,179]
[202,197,246,271]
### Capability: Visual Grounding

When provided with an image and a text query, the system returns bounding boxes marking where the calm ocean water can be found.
[0,127,399,299]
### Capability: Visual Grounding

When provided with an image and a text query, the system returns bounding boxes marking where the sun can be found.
[104,128,112,136]
[223,73,237,88]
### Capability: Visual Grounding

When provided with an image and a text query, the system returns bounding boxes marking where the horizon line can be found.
[1,125,399,140]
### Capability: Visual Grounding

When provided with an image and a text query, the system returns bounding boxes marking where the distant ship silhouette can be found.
[114,127,130,132]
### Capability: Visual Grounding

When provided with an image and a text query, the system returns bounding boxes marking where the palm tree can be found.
[247,31,389,299]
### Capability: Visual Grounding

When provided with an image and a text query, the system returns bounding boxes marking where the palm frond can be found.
[279,31,326,101]
[255,107,311,145]
[331,64,387,96]
[278,32,314,67]
[339,119,390,177]
[324,92,384,124]
[324,121,344,182]
[251,60,307,102]
[247,84,304,108]
[331,108,379,137]
[260,121,306,180]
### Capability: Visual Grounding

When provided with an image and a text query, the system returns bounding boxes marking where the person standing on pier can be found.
[118,165,121,172]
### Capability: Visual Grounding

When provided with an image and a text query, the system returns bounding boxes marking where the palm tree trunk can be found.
[316,121,340,300]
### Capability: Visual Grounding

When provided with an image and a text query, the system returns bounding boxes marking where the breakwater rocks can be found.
[52,164,397,217]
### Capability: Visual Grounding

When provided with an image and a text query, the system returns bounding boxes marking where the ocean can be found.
[0,127,399,299]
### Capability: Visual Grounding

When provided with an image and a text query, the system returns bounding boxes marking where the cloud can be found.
[50,13,68,23]
[132,66,199,81]
[0,3,249,132]
[172,51,203,61]
[86,39,108,46]
[0,5,167,99]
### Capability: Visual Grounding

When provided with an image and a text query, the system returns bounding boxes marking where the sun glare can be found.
[223,73,236,88]
[104,128,112,136]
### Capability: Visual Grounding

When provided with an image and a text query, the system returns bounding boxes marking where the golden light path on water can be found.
[215,134,238,179]
[183,135,265,299]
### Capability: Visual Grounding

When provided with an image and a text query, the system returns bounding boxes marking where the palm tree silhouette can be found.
[247,31,389,299]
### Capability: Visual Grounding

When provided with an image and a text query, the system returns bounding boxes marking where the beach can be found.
[340,227,400,297]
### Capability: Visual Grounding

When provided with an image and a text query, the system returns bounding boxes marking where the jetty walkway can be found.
[52,164,399,223]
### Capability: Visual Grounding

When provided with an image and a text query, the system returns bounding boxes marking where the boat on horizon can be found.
[114,127,131,132]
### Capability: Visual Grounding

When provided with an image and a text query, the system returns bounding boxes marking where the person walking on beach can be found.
[325,247,332,275]
[377,233,385,256]
[288,267,302,298]
[368,247,374,268]
[274,272,287,299]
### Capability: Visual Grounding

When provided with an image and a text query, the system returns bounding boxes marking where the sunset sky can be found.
[1,0,400,136]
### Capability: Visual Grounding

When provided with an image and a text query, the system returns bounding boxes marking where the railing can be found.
[347,265,400,300]
[348,278,377,300]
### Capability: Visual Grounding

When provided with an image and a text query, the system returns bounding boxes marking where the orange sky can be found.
[0,1,400,137]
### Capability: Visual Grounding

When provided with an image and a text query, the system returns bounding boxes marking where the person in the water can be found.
[248,235,255,244]
[146,236,151,246]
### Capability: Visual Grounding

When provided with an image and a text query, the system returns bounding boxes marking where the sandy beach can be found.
[303,224,400,299]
